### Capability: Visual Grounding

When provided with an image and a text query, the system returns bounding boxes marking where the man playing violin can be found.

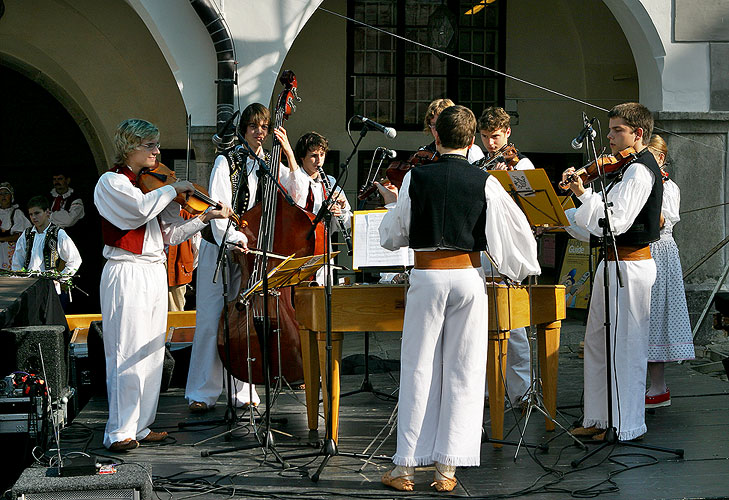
[562,102,663,442]
[185,103,269,413]
[94,119,234,452]
[476,106,533,171]
[477,106,535,407]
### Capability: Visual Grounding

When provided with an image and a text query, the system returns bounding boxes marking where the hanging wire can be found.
[309,3,728,155]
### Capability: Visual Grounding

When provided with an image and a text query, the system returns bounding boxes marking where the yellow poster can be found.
[558,239,593,309]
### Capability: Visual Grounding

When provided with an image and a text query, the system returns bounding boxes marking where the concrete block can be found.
[676,0,729,42]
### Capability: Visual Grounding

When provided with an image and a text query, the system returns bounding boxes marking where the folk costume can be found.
[565,148,663,441]
[167,210,200,311]
[49,187,85,229]
[475,153,535,404]
[184,152,260,409]
[647,179,694,363]
[94,165,208,448]
[379,154,540,470]
[11,222,82,294]
[279,167,352,283]
[0,203,30,270]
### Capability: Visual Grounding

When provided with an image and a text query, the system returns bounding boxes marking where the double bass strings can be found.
[307,3,727,156]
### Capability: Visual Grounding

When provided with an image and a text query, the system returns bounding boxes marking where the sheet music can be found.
[507,171,535,197]
[352,210,414,269]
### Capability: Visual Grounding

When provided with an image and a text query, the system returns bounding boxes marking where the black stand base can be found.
[340,333,397,401]
[570,427,683,468]
[284,437,391,482]
[482,427,548,453]
[201,428,289,466]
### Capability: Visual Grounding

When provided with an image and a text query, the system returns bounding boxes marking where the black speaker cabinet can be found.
[86,321,107,396]
[12,462,152,499]
[0,325,68,398]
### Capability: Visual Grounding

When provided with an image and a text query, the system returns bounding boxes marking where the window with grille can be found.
[347,0,505,130]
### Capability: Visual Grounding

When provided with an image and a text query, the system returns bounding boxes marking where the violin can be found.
[558,146,638,190]
[138,160,246,228]
[478,143,520,171]
[357,148,440,201]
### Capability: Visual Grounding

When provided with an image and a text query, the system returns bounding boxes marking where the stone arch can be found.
[602,0,666,110]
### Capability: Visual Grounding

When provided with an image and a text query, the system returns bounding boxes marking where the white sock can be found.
[434,462,456,480]
[392,465,414,478]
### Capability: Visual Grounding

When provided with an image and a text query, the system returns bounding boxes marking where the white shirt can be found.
[379,170,541,283]
[12,223,82,275]
[0,204,31,271]
[467,144,485,164]
[49,187,85,228]
[279,167,352,230]
[94,169,206,263]
[564,162,655,242]
[208,154,260,246]
[660,179,680,237]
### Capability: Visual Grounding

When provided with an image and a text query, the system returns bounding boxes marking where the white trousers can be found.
[583,258,656,441]
[101,260,167,448]
[484,327,530,403]
[185,240,259,406]
[394,268,488,467]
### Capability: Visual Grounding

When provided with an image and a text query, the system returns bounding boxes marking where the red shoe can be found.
[645,389,671,408]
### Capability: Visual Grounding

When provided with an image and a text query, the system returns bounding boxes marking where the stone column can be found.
[189,126,217,190]
[655,112,729,344]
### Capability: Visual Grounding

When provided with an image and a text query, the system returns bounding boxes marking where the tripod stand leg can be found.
[318,331,343,444]
[299,327,321,436]
[537,320,561,431]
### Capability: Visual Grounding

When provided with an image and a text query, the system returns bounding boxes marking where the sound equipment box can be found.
[0,325,68,398]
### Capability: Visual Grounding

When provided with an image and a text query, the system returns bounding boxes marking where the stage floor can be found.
[30,328,729,499]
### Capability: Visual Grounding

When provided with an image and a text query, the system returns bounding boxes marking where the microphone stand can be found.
[570,119,683,467]
[288,127,389,480]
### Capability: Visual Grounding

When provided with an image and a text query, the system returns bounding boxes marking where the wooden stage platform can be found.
[18,328,729,499]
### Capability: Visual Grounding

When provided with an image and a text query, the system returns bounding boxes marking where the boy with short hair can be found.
[477,106,535,405]
[562,102,663,441]
[476,106,534,170]
[12,195,82,299]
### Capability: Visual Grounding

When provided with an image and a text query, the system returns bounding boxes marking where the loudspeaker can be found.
[12,462,152,499]
[0,326,68,398]
[86,321,106,396]
[86,322,175,394]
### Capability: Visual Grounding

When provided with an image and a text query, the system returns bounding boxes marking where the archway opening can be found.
[1,64,103,313]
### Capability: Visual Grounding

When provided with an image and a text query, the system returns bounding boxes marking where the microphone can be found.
[571,116,597,150]
[356,115,397,139]
[212,110,240,150]
[378,147,397,159]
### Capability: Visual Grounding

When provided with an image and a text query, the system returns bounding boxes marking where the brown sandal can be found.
[189,401,209,413]
[431,476,458,492]
[381,469,415,492]
[140,430,168,442]
[431,464,457,492]
[107,438,139,452]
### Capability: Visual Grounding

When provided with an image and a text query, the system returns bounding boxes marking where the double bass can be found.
[217,71,326,384]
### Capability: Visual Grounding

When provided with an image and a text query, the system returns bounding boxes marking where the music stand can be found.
[487,169,586,457]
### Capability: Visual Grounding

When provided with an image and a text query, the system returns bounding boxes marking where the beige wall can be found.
[0,0,188,172]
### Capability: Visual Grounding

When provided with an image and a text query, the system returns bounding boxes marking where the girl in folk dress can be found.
[645,134,695,409]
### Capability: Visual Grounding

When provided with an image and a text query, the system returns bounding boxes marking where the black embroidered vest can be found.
[608,148,663,246]
[408,155,490,251]
[23,223,63,271]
